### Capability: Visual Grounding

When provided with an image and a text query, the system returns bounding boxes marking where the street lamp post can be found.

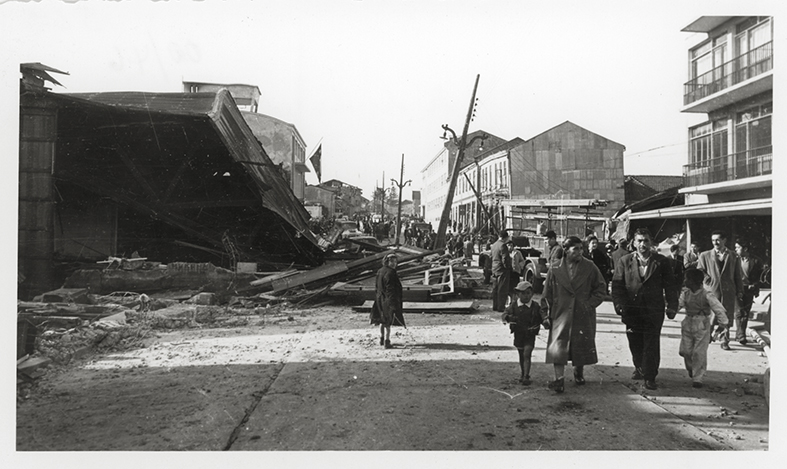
[434,74,487,250]
[390,153,411,248]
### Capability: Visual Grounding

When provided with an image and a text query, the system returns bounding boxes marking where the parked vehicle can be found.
[510,233,548,293]
[327,218,363,245]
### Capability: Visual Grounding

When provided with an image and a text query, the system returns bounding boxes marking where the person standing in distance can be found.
[684,241,701,270]
[370,252,406,348]
[490,230,512,312]
[611,239,629,269]
[611,227,679,390]
[544,230,563,270]
[697,230,743,351]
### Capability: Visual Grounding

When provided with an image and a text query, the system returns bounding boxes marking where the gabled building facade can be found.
[453,138,523,232]
[629,16,772,259]
[420,130,505,227]
[452,121,625,238]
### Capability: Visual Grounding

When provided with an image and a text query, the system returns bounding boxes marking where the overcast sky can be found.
[1,1,785,464]
[0,0,779,200]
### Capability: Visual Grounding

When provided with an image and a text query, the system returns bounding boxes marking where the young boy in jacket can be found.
[502,281,548,385]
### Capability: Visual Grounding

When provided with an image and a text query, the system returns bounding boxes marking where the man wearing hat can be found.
[502,281,548,385]
[490,230,512,312]
[545,230,563,270]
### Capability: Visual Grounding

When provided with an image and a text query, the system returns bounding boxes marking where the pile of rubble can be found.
[17,247,487,399]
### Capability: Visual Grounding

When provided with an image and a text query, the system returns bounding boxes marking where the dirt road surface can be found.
[15,298,770,457]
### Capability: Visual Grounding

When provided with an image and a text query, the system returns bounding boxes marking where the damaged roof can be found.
[34,86,325,265]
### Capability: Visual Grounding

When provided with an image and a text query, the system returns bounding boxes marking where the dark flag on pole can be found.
[309,144,322,183]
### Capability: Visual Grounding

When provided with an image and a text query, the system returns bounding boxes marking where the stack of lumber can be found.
[238,248,441,296]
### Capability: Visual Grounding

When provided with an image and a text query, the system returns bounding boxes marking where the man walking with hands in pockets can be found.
[611,227,679,390]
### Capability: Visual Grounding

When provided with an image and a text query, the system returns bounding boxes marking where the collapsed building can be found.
[18,64,326,300]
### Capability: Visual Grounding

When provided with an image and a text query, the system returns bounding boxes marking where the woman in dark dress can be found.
[370,252,406,348]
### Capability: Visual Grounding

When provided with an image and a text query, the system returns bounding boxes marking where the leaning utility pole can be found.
[434,74,485,250]
[391,153,412,248]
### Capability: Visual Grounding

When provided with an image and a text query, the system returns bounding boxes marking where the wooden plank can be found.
[271,262,348,293]
[331,284,433,302]
[249,269,298,286]
[353,300,475,314]
[17,356,52,374]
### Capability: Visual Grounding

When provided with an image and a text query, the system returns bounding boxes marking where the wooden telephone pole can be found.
[391,154,411,247]
[433,74,486,250]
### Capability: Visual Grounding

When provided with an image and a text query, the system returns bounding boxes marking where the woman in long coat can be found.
[370,252,406,349]
[543,236,608,392]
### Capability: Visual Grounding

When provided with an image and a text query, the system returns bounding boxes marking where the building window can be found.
[690,34,727,84]
[735,102,772,158]
[689,119,727,165]
[735,17,772,77]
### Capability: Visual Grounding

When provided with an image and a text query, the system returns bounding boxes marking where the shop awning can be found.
[628,198,771,220]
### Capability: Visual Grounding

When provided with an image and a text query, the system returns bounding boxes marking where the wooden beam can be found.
[352,300,475,314]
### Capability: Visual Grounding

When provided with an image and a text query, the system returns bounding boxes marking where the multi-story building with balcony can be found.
[628,16,772,259]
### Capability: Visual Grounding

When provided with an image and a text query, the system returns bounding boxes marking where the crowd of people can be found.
[371,223,767,395]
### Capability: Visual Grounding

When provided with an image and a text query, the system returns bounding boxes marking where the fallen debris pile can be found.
[17,251,490,398]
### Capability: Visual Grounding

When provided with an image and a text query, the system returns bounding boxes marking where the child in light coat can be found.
[502,281,548,385]
[677,268,729,388]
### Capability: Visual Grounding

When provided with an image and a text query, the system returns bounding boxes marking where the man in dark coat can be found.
[370,252,405,349]
[611,227,679,390]
[490,230,511,312]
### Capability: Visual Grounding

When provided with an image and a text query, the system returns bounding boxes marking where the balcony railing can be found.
[684,42,773,105]
[683,146,772,186]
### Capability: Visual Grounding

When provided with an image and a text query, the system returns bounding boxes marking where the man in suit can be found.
[697,230,743,350]
[612,227,679,390]
[490,230,511,312]
[684,241,701,270]
[733,238,763,345]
